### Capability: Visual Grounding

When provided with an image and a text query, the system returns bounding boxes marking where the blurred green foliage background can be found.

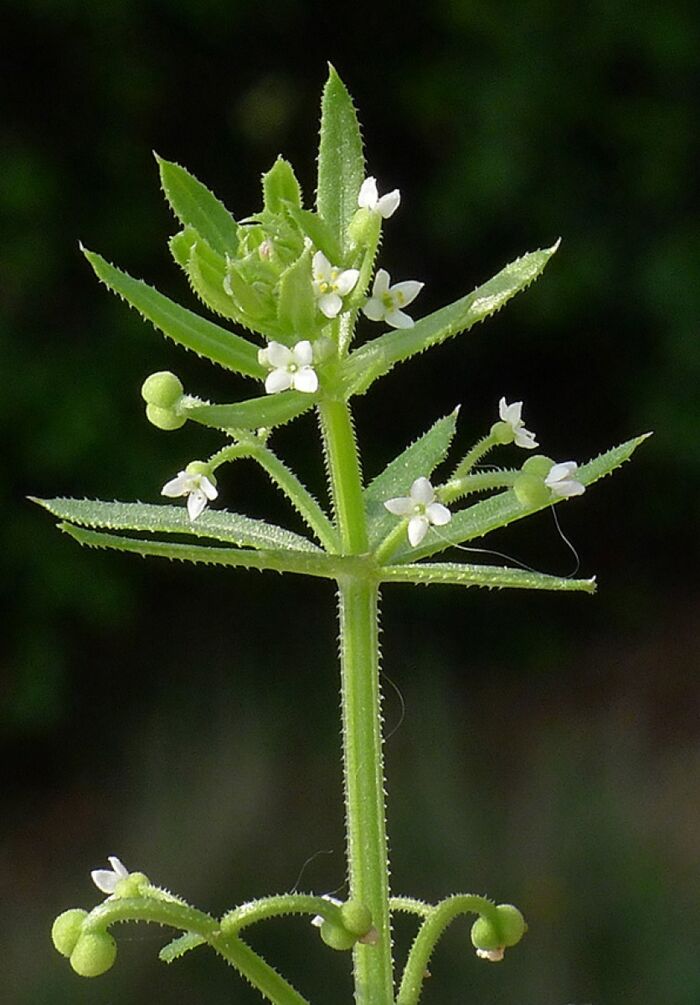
[3,1,699,1002]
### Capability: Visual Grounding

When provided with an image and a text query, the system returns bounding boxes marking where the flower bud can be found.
[319,920,357,951]
[513,472,550,508]
[145,403,186,431]
[340,900,373,938]
[52,909,88,958]
[141,371,183,409]
[70,931,117,977]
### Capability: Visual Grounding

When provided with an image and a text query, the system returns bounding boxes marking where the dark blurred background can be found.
[3,1,699,1002]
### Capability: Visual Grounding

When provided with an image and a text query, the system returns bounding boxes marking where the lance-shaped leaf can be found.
[364,409,460,548]
[381,562,596,593]
[169,226,198,270]
[343,242,560,396]
[262,156,303,214]
[159,933,207,964]
[391,433,651,563]
[317,66,365,255]
[276,247,317,336]
[184,391,315,431]
[156,154,238,257]
[58,523,342,580]
[83,248,264,378]
[284,205,342,265]
[188,241,277,339]
[33,498,322,553]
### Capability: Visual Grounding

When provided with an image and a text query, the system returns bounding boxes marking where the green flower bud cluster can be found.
[141,371,186,430]
[513,454,554,507]
[318,899,376,952]
[52,910,117,978]
[470,903,527,957]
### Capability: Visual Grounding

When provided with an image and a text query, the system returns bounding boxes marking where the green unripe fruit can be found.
[495,904,527,947]
[470,915,501,951]
[141,371,183,409]
[490,420,515,445]
[113,871,150,898]
[70,931,117,977]
[145,403,186,431]
[319,920,357,951]
[521,454,554,479]
[340,900,372,937]
[513,472,550,508]
[52,909,88,957]
[186,460,216,484]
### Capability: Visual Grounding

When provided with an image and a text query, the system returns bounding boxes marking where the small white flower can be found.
[545,461,585,498]
[91,856,130,895]
[311,894,342,928]
[357,176,401,219]
[362,269,423,329]
[258,340,319,395]
[161,468,218,521]
[476,946,505,962]
[312,251,360,319]
[384,476,451,547]
[498,397,538,449]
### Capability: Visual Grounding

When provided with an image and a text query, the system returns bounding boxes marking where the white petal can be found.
[358,176,378,209]
[362,297,386,322]
[199,476,218,501]
[265,369,294,394]
[410,477,435,505]
[292,366,319,393]
[107,856,129,878]
[318,292,343,318]
[187,490,208,521]
[312,250,331,281]
[499,398,522,425]
[91,869,119,894]
[372,269,391,297]
[514,427,538,449]
[407,514,429,547]
[545,461,578,484]
[476,947,505,962]
[390,280,423,306]
[376,189,400,218]
[258,347,269,367]
[310,914,324,928]
[266,341,293,368]
[384,496,414,516]
[385,308,414,329]
[335,268,360,295]
[292,340,313,366]
[552,479,585,498]
[161,472,190,498]
[427,502,451,526]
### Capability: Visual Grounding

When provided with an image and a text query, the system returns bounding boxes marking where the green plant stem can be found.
[449,432,496,481]
[439,469,517,504]
[319,396,394,1005]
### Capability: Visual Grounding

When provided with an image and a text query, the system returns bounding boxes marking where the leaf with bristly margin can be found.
[317,66,365,256]
[58,524,338,579]
[381,562,596,593]
[156,155,238,257]
[32,499,322,553]
[82,248,264,378]
[277,248,317,336]
[284,206,342,265]
[158,933,206,963]
[343,243,560,396]
[391,433,651,563]
[364,409,459,548]
[185,391,314,431]
[262,156,303,214]
[169,226,198,270]
[188,241,274,337]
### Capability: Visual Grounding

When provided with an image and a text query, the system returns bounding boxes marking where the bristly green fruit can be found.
[51,909,88,957]
[70,931,117,977]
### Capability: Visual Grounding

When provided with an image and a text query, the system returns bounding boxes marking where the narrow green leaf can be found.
[285,206,342,265]
[343,243,560,396]
[262,156,303,214]
[393,433,651,563]
[33,498,322,553]
[187,241,240,320]
[317,66,365,255]
[185,392,315,431]
[169,226,198,269]
[82,248,264,378]
[382,561,596,593]
[276,248,317,335]
[159,932,206,964]
[364,409,460,548]
[156,154,238,257]
[59,524,340,579]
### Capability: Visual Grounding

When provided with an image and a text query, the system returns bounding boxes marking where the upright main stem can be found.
[319,398,394,1005]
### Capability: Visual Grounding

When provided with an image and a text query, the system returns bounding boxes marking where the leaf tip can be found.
[451,403,462,418]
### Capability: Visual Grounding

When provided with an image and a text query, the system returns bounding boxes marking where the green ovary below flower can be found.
[362,269,423,329]
[384,476,452,546]
[312,251,360,318]
[258,340,319,394]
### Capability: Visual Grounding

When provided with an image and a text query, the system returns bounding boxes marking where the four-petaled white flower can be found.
[162,468,218,521]
[362,269,424,329]
[476,946,505,963]
[312,251,360,318]
[310,894,342,928]
[91,856,130,896]
[384,476,451,547]
[545,461,585,498]
[258,340,319,395]
[498,397,538,449]
[357,176,401,219]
